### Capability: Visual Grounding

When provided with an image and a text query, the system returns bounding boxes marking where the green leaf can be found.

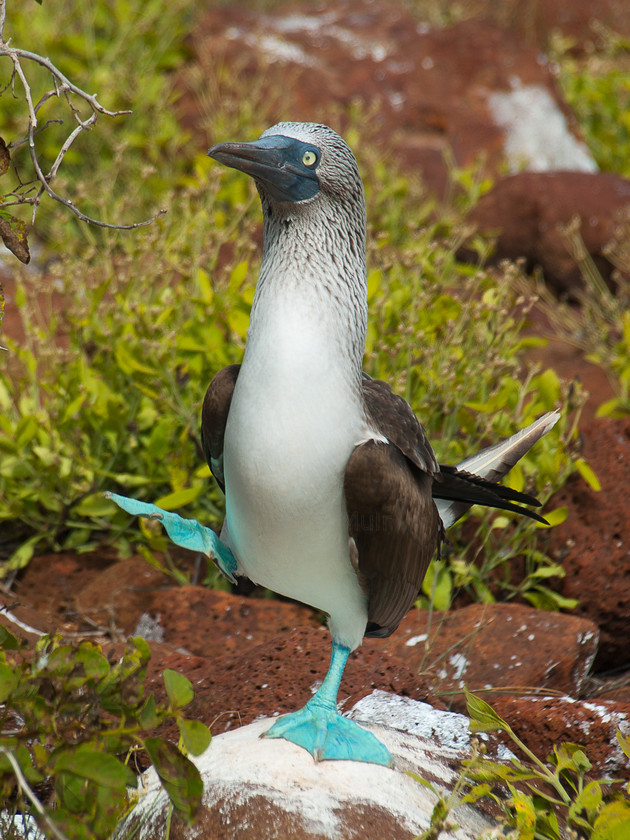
[73,493,118,518]
[532,368,561,408]
[75,642,110,681]
[138,693,160,729]
[596,397,624,418]
[592,799,630,840]
[460,782,493,803]
[616,729,630,759]
[0,661,17,702]
[575,458,602,492]
[405,772,439,795]
[163,669,193,709]
[571,779,603,816]
[228,260,249,291]
[142,737,203,824]
[539,506,568,528]
[153,486,203,511]
[522,586,579,611]
[3,535,42,573]
[465,690,509,733]
[421,559,452,610]
[55,748,133,791]
[193,267,213,304]
[528,562,567,579]
[509,785,536,840]
[551,742,591,775]
[0,625,22,650]
[114,344,159,377]
[178,718,211,756]
[129,635,152,664]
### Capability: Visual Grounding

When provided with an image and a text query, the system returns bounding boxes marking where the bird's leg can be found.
[103,491,237,583]
[264,640,393,766]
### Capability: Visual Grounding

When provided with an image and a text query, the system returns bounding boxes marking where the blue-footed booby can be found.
[107,122,559,768]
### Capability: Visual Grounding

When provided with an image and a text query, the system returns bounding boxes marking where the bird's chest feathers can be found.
[224,292,362,503]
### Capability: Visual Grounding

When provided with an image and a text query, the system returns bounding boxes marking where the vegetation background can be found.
[0,0,629,837]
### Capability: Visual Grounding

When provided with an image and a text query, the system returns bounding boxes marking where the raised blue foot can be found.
[104,491,238,583]
[263,642,393,767]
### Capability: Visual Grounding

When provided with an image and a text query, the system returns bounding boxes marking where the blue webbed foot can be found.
[104,491,237,583]
[263,641,392,766]
[264,697,393,766]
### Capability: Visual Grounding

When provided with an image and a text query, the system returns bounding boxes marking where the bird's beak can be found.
[208,139,287,183]
[207,135,319,203]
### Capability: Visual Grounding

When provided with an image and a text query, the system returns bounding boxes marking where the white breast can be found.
[223,291,369,650]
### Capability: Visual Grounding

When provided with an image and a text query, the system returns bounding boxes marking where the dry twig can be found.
[0,0,166,262]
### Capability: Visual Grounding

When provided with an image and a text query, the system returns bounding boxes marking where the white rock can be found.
[117,691,499,840]
[488,81,598,173]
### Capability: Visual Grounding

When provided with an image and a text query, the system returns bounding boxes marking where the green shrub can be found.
[464,691,630,840]
[413,691,630,839]
[0,626,210,839]
[551,27,630,178]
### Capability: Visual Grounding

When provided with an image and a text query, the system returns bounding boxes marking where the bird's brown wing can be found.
[361,375,439,474]
[352,376,548,638]
[200,364,241,493]
[362,373,547,523]
[344,440,441,638]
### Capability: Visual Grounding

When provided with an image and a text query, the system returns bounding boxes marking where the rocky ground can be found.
[1,0,630,809]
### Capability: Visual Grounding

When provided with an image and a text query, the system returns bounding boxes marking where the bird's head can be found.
[207,122,364,209]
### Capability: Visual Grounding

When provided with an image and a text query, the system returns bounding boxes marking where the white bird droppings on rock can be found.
[405,632,428,646]
[117,691,499,840]
[488,81,598,173]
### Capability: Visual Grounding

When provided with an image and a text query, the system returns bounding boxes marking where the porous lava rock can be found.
[458,171,630,296]
[377,602,599,711]
[141,584,321,657]
[491,694,630,779]
[118,625,441,742]
[181,2,594,197]
[545,416,630,672]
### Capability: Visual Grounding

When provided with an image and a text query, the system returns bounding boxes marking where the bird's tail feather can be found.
[434,410,560,529]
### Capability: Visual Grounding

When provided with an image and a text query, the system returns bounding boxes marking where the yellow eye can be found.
[302,150,317,167]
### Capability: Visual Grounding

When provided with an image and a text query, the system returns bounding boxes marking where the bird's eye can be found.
[302,150,318,167]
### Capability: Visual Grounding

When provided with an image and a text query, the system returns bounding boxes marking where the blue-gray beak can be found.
[207,135,320,203]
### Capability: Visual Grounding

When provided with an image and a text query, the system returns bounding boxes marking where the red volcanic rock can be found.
[8,546,627,796]
[13,551,114,622]
[145,585,321,657]
[376,602,599,712]
[132,626,440,739]
[492,695,630,779]
[182,3,594,197]
[459,171,630,296]
[546,416,630,672]
[73,555,171,634]
[486,0,630,47]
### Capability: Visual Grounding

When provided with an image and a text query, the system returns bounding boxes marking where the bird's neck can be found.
[246,207,368,383]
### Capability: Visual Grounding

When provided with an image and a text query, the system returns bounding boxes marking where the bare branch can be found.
[8,52,36,126]
[0,45,132,119]
[0,4,167,250]
[8,117,64,149]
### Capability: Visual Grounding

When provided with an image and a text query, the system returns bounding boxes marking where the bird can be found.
[106,121,559,768]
